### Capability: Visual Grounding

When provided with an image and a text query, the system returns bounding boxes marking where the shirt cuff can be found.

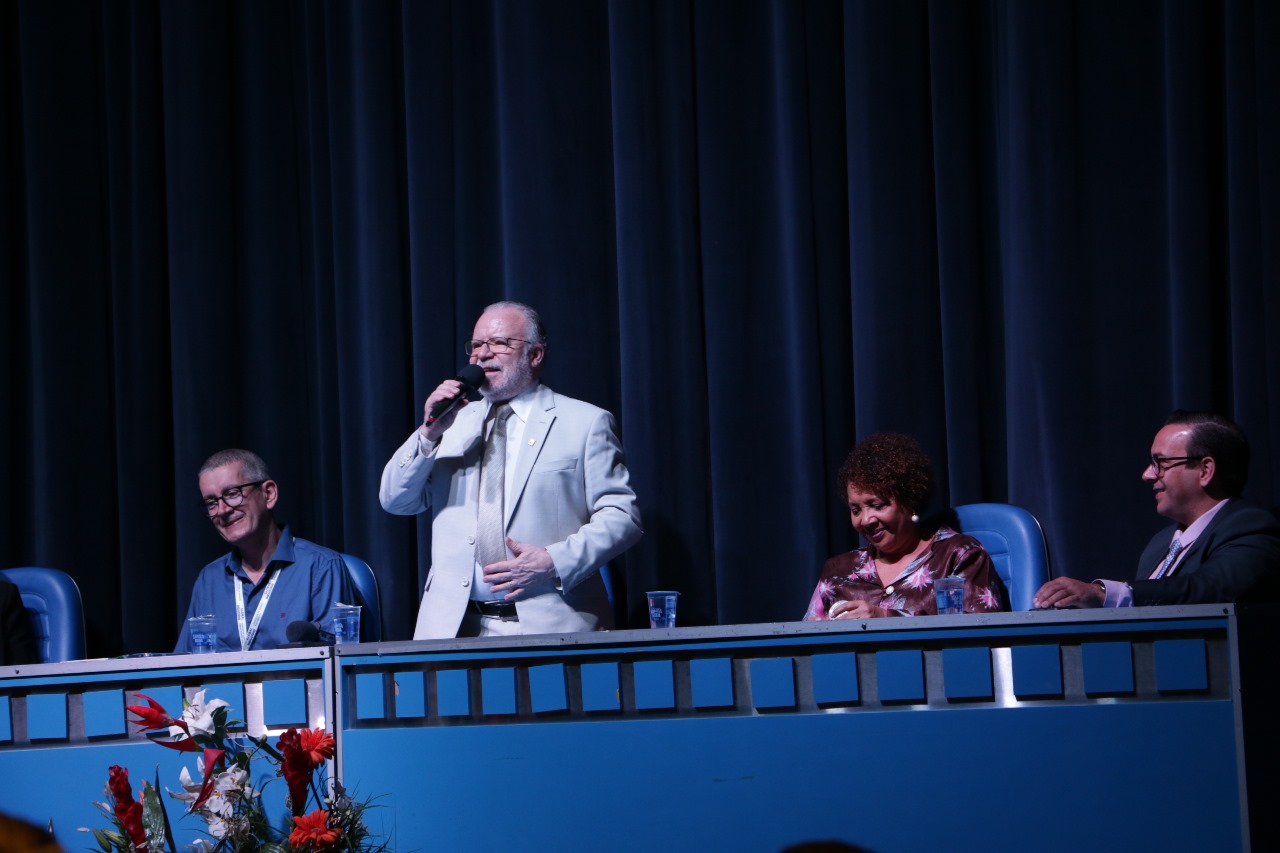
[416,431,440,456]
[1096,579,1132,608]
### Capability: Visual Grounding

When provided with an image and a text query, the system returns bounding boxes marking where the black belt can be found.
[470,600,519,620]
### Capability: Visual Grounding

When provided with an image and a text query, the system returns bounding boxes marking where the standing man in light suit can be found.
[380,301,643,638]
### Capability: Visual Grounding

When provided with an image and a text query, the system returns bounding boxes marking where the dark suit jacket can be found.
[1,579,39,665]
[1131,499,1280,606]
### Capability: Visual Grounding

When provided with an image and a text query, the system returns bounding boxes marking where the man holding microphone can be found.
[380,301,642,638]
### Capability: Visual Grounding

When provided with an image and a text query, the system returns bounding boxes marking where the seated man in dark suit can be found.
[1,577,39,665]
[1034,410,1280,608]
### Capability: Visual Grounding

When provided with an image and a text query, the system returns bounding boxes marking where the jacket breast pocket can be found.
[534,456,579,474]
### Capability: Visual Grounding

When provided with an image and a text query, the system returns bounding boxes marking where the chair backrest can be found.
[599,563,626,628]
[339,554,382,642]
[0,566,87,663]
[941,503,1051,611]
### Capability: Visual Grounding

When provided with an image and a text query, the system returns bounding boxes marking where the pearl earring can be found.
[910,513,920,523]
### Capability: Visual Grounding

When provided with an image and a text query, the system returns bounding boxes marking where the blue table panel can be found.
[1155,638,1209,692]
[942,646,993,700]
[750,657,796,710]
[691,657,734,708]
[810,651,858,705]
[340,701,1242,853]
[877,649,925,702]
[1011,644,1063,697]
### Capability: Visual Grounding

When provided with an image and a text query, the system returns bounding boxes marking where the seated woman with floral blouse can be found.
[804,432,1008,619]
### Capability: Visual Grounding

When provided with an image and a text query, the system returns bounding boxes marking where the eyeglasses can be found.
[203,481,265,515]
[464,337,536,356]
[1147,456,1203,476]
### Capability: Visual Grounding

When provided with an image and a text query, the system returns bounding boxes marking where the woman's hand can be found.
[827,599,883,620]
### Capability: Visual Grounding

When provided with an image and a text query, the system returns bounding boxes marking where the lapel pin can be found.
[528,438,537,446]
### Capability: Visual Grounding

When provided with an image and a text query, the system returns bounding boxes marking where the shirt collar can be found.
[494,383,540,427]
[1175,498,1230,547]
[228,525,295,580]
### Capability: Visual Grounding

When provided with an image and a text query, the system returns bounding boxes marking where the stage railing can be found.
[1,606,1262,852]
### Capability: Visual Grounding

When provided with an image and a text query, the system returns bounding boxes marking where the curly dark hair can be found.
[836,432,934,514]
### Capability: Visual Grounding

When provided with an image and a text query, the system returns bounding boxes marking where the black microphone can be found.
[282,620,335,647]
[426,363,486,424]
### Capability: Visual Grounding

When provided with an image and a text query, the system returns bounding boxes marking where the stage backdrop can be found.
[1,1,1276,656]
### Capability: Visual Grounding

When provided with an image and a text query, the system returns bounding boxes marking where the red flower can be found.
[289,809,345,850]
[125,693,177,731]
[190,747,227,812]
[126,693,197,752]
[297,728,336,769]
[277,728,313,815]
[107,765,148,851]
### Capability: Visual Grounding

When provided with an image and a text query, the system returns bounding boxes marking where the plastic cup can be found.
[331,603,362,644]
[187,615,217,654]
[646,591,680,628]
[934,577,965,615]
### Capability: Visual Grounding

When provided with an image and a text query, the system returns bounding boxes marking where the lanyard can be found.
[234,566,281,652]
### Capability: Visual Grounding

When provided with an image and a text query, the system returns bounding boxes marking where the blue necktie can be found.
[1149,537,1184,579]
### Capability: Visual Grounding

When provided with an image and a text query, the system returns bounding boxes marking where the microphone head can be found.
[455,363,486,391]
[285,620,320,643]
[283,620,336,647]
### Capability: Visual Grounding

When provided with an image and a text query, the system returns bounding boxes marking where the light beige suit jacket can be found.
[380,384,642,638]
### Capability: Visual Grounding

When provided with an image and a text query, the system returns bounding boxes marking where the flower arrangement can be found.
[84,691,385,852]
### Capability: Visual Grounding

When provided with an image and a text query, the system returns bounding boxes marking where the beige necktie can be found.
[475,403,513,570]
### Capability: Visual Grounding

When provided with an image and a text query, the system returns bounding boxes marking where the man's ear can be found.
[528,343,546,372]
[1197,456,1217,490]
[262,479,280,510]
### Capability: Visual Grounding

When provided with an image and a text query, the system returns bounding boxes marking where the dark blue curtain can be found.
[2,0,1276,656]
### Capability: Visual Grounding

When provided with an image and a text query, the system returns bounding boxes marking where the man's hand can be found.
[482,537,557,601]
[1033,577,1105,609]
[827,599,884,620]
[420,379,471,441]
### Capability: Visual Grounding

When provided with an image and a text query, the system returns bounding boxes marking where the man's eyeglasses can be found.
[1148,456,1203,476]
[203,481,266,515]
[464,337,536,356]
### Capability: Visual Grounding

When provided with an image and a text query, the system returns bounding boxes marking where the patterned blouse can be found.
[803,526,1009,619]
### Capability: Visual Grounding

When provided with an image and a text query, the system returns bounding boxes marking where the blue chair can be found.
[339,554,382,641]
[599,563,625,627]
[940,503,1051,611]
[0,566,87,662]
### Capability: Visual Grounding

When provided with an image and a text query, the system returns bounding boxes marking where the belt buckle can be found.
[474,600,518,621]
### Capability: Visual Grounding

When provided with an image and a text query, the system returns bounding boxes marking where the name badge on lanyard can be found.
[234,568,281,652]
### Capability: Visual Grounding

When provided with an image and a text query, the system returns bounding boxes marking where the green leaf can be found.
[153,767,178,850]
[87,827,124,852]
[140,781,174,852]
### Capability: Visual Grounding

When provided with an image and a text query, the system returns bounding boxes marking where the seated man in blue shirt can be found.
[174,449,354,652]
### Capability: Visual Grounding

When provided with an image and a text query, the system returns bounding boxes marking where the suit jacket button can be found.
[462,579,470,588]
[466,535,475,544]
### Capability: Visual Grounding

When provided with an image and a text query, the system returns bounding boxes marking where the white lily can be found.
[169,689,230,739]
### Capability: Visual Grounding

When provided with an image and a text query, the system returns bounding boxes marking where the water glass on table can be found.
[934,577,965,614]
[187,615,217,654]
[646,591,680,628]
[331,603,362,644]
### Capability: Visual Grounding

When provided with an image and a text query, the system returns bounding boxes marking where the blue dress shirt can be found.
[174,526,355,652]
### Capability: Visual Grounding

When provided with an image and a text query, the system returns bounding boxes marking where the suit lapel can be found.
[1166,501,1235,578]
[439,402,488,460]
[507,386,556,524]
